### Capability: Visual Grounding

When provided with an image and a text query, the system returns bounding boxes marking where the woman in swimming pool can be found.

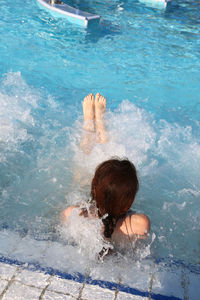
[63,93,150,250]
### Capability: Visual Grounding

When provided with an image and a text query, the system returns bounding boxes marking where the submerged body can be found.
[63,93,150,252]
[63,206,150,244]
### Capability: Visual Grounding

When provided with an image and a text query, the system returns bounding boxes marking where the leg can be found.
[74,93,108,186]
[95,93,109,144]
[80,93,96,154]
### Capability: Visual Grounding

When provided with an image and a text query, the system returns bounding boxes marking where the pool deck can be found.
[0,260,172,300]
[1,258,200,300]
[0,229,199,300]
[0,260,146,300]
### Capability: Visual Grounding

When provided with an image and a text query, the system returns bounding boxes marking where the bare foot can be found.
[95,93,108,143]
[80,93,96,154]
[95,93,106,121]
[83,93,95,121]
[82,93,95,132]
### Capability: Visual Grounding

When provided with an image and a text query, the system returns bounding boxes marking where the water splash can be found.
[0,72,200,271]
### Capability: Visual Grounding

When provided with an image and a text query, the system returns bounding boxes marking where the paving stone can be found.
[11,236,48,263]
[0,263,18,280]
[0,230,21,256]
[117,291,148,300]
[2,281,42,300]
[15,268,51,289]
[91,258,153,294]
[0,279,8,294]
[42,241,86,274]
[48,276,82,298]
[81,284,115,300]
[188,272,200,300]
[118,260,153,293]
[42,290,74,300]
[152,267,183,299]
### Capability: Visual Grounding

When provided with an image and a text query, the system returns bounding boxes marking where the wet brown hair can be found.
[91,158,139,239]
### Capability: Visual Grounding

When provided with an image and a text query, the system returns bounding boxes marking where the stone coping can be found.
[0,256,182,300]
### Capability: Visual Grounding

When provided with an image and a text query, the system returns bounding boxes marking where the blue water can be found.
[0,0,200,273]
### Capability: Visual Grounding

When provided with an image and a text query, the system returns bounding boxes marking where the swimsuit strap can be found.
[98,210,127,239]
[125,215,135,255]
[98,210,126,223]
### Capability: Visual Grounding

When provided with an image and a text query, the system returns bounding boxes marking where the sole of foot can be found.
[95,93,106,121]
[82,93,95,121]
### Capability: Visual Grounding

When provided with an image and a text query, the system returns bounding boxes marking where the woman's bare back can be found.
[111,212,150,245]
[62,206,150,243]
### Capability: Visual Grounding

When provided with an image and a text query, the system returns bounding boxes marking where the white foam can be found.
[0,71,200,271]
[59,206,113,261]
[0,72,37,161]
[71,100,157,186]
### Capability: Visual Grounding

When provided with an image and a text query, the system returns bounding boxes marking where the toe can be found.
[95,93,100,102]
[83,95,87,103]
[100,95,104,102]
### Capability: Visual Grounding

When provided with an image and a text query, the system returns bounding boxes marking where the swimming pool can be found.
[0,0,200,295]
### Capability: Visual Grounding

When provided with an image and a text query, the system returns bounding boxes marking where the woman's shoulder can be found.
[116,212,150,238]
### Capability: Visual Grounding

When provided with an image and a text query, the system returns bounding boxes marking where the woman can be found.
[62,93,150,251]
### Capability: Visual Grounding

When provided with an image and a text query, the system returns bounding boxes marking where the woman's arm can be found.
[61,205,77,222]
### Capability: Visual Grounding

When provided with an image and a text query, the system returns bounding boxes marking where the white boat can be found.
[37,0,100,27]
[139,0,172,9]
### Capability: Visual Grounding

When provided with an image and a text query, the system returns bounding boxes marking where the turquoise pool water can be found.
[0,0,200,273]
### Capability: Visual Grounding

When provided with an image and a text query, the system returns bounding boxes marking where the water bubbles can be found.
[59,206,111,261]
[0,71,200,271]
